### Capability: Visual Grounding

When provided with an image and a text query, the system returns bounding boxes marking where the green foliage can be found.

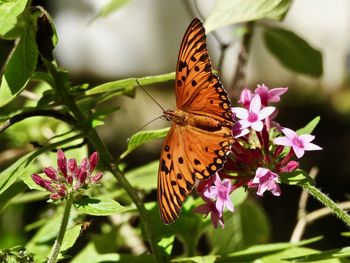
[74,196,129,216]
[297,116,321,135]
[205,0,292,32]
[120,127,169,159]
[0,31,38,108]
[263,27,323,77]
[279,169,315,186]
[0,0,28,38]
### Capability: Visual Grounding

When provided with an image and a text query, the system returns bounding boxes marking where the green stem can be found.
[303,184,350,228]
[45,60,164,263]
[47,194,73,263]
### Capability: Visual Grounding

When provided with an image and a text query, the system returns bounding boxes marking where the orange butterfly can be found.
[158,18,234,224]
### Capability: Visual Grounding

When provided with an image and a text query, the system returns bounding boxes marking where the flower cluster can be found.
[195,84,322,228]
[31,149,103,200]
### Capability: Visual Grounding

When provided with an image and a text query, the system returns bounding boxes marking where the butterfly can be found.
[158,18,234,224]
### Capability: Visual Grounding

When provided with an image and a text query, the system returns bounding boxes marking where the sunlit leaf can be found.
[158,235,174,256]
[60,225,82,252]
[297,116,320,135]
[0,151,36,196]
[172,255,218,263]
[120,127,169,160]
[86,72,175,95]
[74,196,129,216]
[204,0,292,32]
[0,32,38,108]
[0,0,28,37]
[126,160,158,191]
[279,169,314,186]
[285,246,350,262]
[263,27,323,77]
[225,236,322,261]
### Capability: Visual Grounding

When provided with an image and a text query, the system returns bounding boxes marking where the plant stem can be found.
[47,194,73,263]
[230,21,254,100]
[303,183,350,228]
[45,60,164,263]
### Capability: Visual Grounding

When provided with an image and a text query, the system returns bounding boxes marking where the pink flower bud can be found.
[32,174,55,192]
[280,161,299,173]
[68,158,77,175]
[43,167,57,181]
[50,193,61,200]
[90,172,103,183]
[89,152,99,172]
[57,149,67,177]
[80,158,89,171]
[66,176,73,184]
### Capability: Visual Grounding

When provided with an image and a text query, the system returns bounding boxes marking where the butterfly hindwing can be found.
[158,125,195,224]
[158,124,233,224]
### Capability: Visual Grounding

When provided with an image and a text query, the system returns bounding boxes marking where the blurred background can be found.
[1,0,350,254]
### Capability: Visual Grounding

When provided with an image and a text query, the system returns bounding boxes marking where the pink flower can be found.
[254,84,288,106]
[194,201,224,228]
[274,128,322,158]
[203,174,234,217]
[232,95,275,135]
[251,168,281,197]
[237,88,253,108]
[31,150,103,200]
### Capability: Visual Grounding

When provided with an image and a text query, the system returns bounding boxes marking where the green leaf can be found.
[0,0,28,37]
[120,127,170,160]
[0,182,27,212]
[204,0,292,32]
[94,0,130,19]
[125,160,158,191]
[158,236,174,256]
[60,225,82,252]
[0,151,36,196]
[172,255,218,263]
[71,243,156,263]
[279,169,314,186]
[86,72,175,95]
[224,236,322,262]
[74,196,129,216]
[286,246,350,262]
[263,27,323,77]
[297,116,321,135]
[209,199,270,254]
[0,32,38,108]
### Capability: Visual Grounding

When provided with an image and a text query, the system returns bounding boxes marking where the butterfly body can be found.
[158,18,234,224]
[163,109,230,132]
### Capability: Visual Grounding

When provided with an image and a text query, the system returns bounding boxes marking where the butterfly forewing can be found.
[175,18,212,109]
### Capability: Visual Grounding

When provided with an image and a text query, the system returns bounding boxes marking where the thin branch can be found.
[297,167,319,219]
[0,109,77,133]
[290,201,350,243]
[230,21,255,100]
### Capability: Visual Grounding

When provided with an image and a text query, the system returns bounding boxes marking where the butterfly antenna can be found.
[136,79,166,112]
[127,116,163,142]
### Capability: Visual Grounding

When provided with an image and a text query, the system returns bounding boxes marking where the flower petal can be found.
[293,146,305,158]
[304,142,322,151]
[249,95,262,113]
[274,136,293,146]
[258,106,275,120]
[299,134,315,143]
[232,107,249,119]
[251,120,263,132]
[281,128,297,139]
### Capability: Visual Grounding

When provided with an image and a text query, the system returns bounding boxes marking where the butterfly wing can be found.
[158,124,232,224]
[175,18,232,125]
